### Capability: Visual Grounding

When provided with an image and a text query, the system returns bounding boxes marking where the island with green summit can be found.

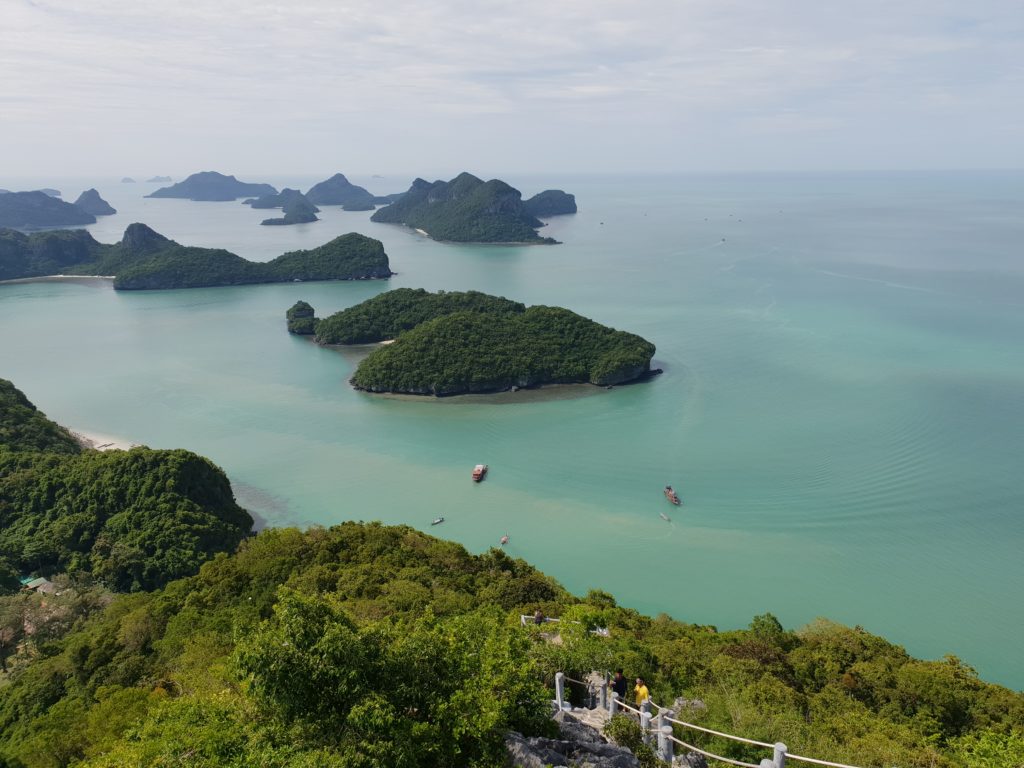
[0,223,392,287]
[146,171,277,201]
[370,172,575,243]
[288,288,657,394]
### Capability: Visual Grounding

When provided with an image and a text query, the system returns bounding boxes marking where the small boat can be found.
[500,534,509,546]
[473,464,488,482]
[431,517,445,526]
[664,485,681,505]
[660,512,671,522]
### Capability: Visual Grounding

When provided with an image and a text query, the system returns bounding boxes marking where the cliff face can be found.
[0,191,96,229]
[147,171,277,201]
[73,188,117,216]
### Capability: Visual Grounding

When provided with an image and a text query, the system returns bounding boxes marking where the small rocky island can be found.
[0,224,392,288]
[305,173,379,211]
[370,172,575,244]
[522,189,577,217]
[244,189,321,226]
[73,188,117,216]
[288,288,657,395]
[0,191,96,229]
[147,171,277,201]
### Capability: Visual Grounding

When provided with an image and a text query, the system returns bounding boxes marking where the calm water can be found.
[1,172,1022,690]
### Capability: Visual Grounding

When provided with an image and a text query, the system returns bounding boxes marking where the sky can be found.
[3,0,1023,177]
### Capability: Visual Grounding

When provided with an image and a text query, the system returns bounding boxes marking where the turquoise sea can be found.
[1,171,1022,690]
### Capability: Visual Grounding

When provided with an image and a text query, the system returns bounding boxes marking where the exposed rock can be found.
[0,191,96,229]
[304,173,377,210]
[147,171,277,201]
[505,711,640,768]
[73,188,117,216]
[523,189,577,217]
[671,697,706,713]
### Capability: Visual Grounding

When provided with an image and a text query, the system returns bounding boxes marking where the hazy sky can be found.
[4,0,1022,177]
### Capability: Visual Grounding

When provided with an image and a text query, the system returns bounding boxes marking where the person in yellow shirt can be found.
[634,677,650,709]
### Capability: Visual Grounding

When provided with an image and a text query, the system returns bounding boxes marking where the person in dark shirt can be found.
[611,668,628,701]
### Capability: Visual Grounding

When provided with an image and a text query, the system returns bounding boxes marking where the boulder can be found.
[505,712,640,768]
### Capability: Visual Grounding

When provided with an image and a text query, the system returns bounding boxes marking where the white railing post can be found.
[774,742,788,768]
[657,709,674,759]
[555,672,565,711]
[660,725,674,762]
[640,710,653,745]
[760,761,774,768]
[610,691,619,716]
[600,680,608,710]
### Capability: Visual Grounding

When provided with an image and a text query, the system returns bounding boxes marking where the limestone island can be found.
[288,288,657,395]
[243,189,320,226]
[370,172,575,244]
[522,189,577,217]
[304,173,397,211]
[0,224,393,288]
[72,188,117,216]
[0,191,96,230]
[147,171,277,201]
[121,177,136,183]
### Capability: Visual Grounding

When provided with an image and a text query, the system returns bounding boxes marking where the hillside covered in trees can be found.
[0,380,253,592]
[370,172,565,243]
[289,289,657,394]
[0,224,392,288]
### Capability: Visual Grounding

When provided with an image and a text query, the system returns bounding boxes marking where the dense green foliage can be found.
[286,300,317,335]
[0,380,81,454]
[371,172,557,243]
[351,305,656,394]
[0,522,1019,767]
[313,287,525,344]
[304,173,378,210]
[522,189,577,217]
[0,224,391,288]
[0,448,252,591]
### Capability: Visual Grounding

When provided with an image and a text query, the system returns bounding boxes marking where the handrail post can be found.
[600,680,608,710]
[640,710,652,745]
[660,725,674,762]
[773,742,788,768]
[555,672,565,711]
[610,692,619,716]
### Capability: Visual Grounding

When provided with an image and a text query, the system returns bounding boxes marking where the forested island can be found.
[0,224,392,288]
[0,191,97,229]
[245,189,321,226]
[146,171,277,201]
[370,172,574,243]
[288,288,657,394]
[304,172,401,210]
[72,188,116,216]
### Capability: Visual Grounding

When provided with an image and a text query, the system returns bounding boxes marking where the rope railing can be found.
[552,671,865,768]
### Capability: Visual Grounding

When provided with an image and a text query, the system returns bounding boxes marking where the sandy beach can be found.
[71,429,139,451]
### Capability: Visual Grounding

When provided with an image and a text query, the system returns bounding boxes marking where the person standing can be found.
[634,677,650,710]
[611,668,628,704]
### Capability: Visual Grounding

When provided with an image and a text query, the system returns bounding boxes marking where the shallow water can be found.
[2,171,1022,689]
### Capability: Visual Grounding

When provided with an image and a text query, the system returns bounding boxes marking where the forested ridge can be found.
[0,225,392,288]
[0,380,1021,767]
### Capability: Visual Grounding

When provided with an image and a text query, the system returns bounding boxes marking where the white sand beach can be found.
[71,429,139,451]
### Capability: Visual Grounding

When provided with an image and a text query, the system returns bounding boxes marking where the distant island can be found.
[72,188,117,216]
[121,177,136,183]
[289,288,657,395]
[146,176,173,182]
[370,172,574,243]
[0,191,96,229]
[0,224,393,288]
[305,173,381,211]
[522,189,577,217]
[243,189,321,226]
[147,171,277,201]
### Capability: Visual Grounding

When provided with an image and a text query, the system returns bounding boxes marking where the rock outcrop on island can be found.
[0,191,96,230]
[523,189,577,217]
[147,176,172,182]
[73,188,117,216]
[370,172,561,243]
[304,173,380,210]
[147,171,277,201]
[286,301,317,335]
[296,288,657,395]
[0,223,392,288]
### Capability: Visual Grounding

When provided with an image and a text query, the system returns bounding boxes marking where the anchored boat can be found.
[664,485,681,505]
[473,464,488,482]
